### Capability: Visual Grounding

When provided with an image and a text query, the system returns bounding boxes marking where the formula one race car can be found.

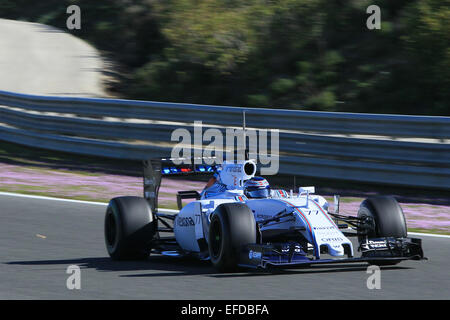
[104,157,425,271]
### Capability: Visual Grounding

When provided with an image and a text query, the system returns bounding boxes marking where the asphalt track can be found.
[0,193,449,300]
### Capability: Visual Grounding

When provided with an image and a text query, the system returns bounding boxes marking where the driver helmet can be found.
[244,177,271,199]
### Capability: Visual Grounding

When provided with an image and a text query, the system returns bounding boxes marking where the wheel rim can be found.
[210,218,222,259]
[105,210,117,247]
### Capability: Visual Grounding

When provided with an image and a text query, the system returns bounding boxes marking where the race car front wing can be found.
[238,237,425,269]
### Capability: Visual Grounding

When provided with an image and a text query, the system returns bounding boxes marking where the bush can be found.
[246,94,269,107]
[306,90,336,111]
[270,78,296,96]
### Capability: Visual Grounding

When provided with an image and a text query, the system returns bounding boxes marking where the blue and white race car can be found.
[104,158,425,271]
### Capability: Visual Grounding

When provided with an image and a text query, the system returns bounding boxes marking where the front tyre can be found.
[104,196,157,260]
[208,203,256,272]
[357,196,407,266]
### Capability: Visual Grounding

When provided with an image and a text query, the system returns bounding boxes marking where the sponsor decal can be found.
[177,216,195,227]
[226,166,242,173]
[313,226,336,230]
[281,246,302,253]
[362,240,388,249]
[248,250,262,260]
[321,237,344,242]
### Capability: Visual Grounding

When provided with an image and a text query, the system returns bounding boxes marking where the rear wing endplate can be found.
[143,158,219,213]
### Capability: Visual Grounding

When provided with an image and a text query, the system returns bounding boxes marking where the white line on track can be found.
[0,191,108,206]
[0,191,179,214]
[408,232,450,239]
[0,191,448,237]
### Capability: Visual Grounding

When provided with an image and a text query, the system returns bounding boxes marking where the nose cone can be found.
[327,243,345,256]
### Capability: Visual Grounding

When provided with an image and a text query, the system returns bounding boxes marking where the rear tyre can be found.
[208,203,256,272]
[357,196,407,266]
[104,196,157,260]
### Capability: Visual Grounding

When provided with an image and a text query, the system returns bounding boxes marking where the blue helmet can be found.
[244,177,270,199]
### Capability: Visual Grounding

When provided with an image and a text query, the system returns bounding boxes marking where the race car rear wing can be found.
[143,158,219,213]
